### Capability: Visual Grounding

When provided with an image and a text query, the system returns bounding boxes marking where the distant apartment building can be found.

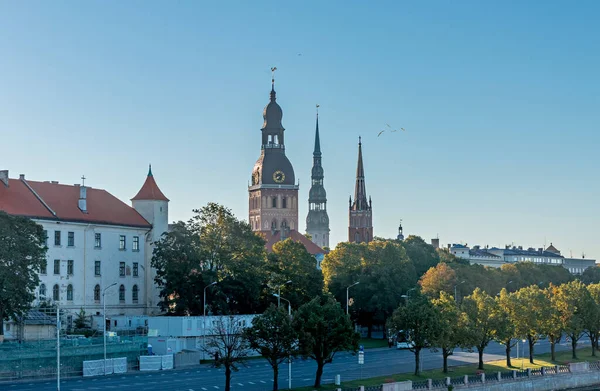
[446,242,595,275]
[0,167,169,326]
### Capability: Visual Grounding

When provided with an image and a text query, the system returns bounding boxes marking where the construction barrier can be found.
[161,354,173,370]
[139,356,162,371]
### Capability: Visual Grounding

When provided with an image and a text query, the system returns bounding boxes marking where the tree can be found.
[244,305,297,390]
[555,281,590,359]
[541,285,565,361]
[204,316,250,391]
[462,288,501,370]
[322,240,416,338]
[74,308,88,329]
[584,283,600,356]
[581,266,600,285]
[387,291,440,376]
[402,235,440,277]
[0,212,47,341]
[293,295,359,387]
[419,263,457,299]
[152,203,268,315]
[267,239,324,310]
[494,289,518,367]
[512,285,547,364]
[430,292,468,373]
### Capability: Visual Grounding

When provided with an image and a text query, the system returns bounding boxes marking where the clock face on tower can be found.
[273,170,285,183]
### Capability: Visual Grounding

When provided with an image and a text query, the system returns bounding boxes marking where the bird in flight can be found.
[378,124,406,136]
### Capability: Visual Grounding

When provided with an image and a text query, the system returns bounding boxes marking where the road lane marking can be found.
[237,383,243,386]
[260,381,266,383]
[248,382,255,384]
[214,387,219,389]
[202,388,207,390]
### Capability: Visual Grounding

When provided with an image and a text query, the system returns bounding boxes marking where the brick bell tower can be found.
[349,137,373,243]
[248,70,299,236]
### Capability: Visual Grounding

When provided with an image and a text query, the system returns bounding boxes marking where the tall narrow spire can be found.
[353,137,368,210]
[270,66,277,102]
[314,106,321,156]
[148,164,153,177]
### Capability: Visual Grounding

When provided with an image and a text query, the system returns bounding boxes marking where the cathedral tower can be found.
[249,74,299,235]
[349,137,373,243]
[306,108,330,248]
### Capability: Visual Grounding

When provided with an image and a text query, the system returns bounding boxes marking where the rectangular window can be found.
[54,231,61,246]
[40,259,47,275]
[67,260,74,275]
[119,262,125,277]
[119,235,126,250]
[43,230,48,246]
[53,259,60,275]
[133,262,139,277]
[94,233,101,248]
[133,236,139,251]
[271,197,277,208]
[95,261,101,276]
[67,232,75,247]
[282,197,287,208]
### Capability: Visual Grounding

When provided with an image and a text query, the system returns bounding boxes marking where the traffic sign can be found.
[358,351,364,365]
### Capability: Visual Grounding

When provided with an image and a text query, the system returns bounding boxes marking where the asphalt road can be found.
[2,338,588,391]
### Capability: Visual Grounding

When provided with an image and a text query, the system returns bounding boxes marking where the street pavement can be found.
[2,338,589,391]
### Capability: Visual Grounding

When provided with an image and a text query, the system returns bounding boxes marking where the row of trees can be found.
[387,280,600,376]
[208,296,358,391]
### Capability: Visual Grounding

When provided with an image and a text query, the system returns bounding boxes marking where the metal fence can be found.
[0,336,147,382]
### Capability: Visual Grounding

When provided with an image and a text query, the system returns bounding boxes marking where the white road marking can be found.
[237,383,243,386]
[260,380,266,383]
[202,388,208,391]
[214,387,219,389]
[248,382,255,384]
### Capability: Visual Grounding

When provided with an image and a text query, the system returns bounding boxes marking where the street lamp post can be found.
[454,280,466,302]
[56,301,60,391]
[346,282,359,315]
[102,282,117,376]
[278,280,292,308]
[203,282,217,360]
[273,293,292,389]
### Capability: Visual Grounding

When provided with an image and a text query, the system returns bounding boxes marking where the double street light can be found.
[203,282,217,360]
[102,282,118,376]
[273,293,292,389]
[346,282,359,315]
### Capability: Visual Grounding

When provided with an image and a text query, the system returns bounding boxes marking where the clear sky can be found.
[1,1,599,258]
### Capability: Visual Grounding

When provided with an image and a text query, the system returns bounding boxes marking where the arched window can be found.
[53,284,59,301]
[354,232,360,243]
[119,285,125,302]
[39,284,46,298]
[281,220,288,230]
[67,284,73,301]
[132,285,139,302]
[282,197,287,208]
[271,197,277,208]
[271,220,277,230]
[94,285,100,301]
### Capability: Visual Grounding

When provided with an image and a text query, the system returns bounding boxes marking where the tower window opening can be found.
[272,197,277,208]
[282,197,287,208]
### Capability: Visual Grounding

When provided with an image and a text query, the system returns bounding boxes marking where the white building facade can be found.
[0,167,169,324]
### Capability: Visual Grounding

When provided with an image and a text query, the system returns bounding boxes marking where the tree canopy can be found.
[0,211,47,340]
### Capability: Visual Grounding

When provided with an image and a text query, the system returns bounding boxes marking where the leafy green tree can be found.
[584,283,600,356]
[387,291,440,376]
[267,239,324,310]
[580,266,600,285]
[293,295,359,387]
[204,316,250,391]
[512,285,547,363]
[322,240,416,338]
[0,212,47,340]
[462,288,501,370]
[152,203,268,315]
[430,292,468,373]
[244,305,297,390]
[494,289,519,367]
[402,235,440,277]
[74,308,88,329]
[540,285,565,362]
[555,281,590,359]
[419,263,457,299]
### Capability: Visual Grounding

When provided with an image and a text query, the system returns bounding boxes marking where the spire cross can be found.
[316,104,319,116]
[81,175,86,186]
[359,136,362,145]
[271,66,277,87]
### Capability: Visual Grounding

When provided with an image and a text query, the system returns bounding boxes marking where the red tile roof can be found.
[0,177,151,228]
[260,229,325,255]
[131,167,169,201]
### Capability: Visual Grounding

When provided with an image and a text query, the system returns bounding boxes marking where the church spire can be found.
[352,137,368,211]
[314,105,321,156]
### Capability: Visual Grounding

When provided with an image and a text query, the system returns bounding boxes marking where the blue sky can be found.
[1,1,599,258]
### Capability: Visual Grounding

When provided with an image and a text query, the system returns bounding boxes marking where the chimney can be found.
[0,170,8,187]
[431,238,440,249]
[19,174,25,180]
[538,248,543,253]
[518,246,523,250]
[78,186,88,213]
